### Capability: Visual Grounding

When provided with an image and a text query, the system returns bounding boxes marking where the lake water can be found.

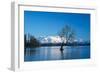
[24,46,90,61]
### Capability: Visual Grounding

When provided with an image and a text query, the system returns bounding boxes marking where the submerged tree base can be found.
[60,48,64,51]
[60,43,64,51]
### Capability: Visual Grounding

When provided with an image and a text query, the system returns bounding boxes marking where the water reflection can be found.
[24,46,90,61]
[60,50,64,59]
[24,48,37,56]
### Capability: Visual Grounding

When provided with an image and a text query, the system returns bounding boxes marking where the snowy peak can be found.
[38,36,85,44]
[38,36,65,43]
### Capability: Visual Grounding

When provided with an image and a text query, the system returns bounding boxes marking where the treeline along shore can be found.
[25,42,90,48]
[40,42,90,47]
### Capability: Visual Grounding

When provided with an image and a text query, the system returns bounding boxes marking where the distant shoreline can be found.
[25,42,90,48]
[40,42,90,47]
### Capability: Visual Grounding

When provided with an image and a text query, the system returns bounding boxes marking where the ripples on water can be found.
[24,46,90,61]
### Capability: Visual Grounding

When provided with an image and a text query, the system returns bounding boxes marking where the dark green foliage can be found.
[29,35,40,48]
[24,34,40,48]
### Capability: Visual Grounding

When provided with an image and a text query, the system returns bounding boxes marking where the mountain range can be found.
[37,36,82,44]
[38,36,63,43]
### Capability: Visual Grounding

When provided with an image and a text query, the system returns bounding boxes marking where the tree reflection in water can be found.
[24,48,37,56]
[24,46,90,61]
[60,50,64,59]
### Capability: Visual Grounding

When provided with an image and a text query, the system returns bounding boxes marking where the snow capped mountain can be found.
[38,36,66,43]
[37,36,84,44]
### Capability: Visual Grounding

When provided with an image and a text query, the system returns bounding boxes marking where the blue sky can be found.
[24,11,90,41]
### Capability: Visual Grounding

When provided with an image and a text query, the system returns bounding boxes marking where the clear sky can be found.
[24,11,90,41]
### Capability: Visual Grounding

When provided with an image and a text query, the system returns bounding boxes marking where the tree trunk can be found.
[60,43,64,51]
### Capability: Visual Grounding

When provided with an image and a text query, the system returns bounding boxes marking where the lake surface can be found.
[24,46,90,61]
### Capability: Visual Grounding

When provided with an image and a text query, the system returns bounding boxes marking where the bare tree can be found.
[58,25,75,51]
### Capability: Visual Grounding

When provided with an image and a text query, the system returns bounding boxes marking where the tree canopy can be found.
[58,25,76,43]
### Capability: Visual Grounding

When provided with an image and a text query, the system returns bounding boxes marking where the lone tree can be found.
[58,25,76,51]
